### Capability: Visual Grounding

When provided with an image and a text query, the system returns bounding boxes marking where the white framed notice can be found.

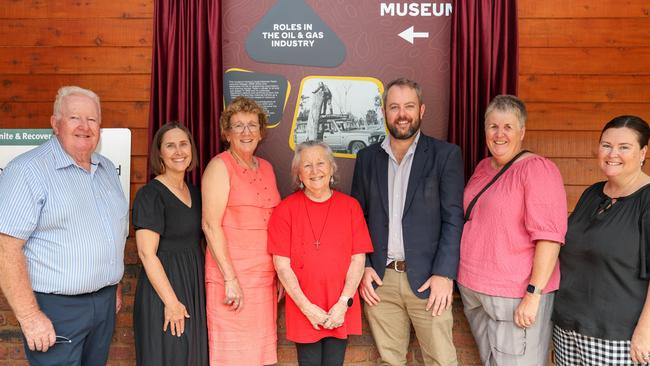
[0,128,132,200]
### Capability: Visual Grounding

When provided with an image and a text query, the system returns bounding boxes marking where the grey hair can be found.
[52,86,101,121]
[291,140,339,190]
[484,94,527,128]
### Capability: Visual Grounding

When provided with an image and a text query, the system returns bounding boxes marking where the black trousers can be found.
[24,285,117,366]
[295,337,348,366]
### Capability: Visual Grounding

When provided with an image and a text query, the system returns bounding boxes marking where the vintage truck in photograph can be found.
[294,114,386,154]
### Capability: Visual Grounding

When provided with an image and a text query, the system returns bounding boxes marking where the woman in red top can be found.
[268,140,373,366]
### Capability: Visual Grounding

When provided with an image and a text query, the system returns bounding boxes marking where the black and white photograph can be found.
[291,77,386,156]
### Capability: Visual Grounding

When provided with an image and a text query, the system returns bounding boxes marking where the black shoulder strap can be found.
[464,150,530,221]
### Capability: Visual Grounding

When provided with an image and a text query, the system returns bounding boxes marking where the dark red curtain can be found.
[148,0,222,185]
[448,0,518,180]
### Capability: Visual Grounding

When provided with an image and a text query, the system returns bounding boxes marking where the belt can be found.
[386,260,406,273]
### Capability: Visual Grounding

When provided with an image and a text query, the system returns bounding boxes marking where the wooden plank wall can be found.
[0,0,153,201]
[0,1,153,364]
[519,0,650,211]
[1,0,648,364]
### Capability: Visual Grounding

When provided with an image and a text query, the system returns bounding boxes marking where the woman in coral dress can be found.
[201,97,281,365]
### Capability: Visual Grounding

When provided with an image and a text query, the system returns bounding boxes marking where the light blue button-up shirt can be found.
[381,131,421,264]
[0,136,128,295]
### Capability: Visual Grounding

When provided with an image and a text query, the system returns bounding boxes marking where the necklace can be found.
[158,174,187,192]
[303,191,333,250]
[158,175,191,206]
[229,149,258,170]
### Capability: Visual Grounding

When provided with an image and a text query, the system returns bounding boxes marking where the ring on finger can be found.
[643,354,650,359]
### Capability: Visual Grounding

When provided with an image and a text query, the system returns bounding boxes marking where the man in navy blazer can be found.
[351,78,463,365]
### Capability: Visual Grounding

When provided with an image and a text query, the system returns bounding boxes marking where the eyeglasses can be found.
[230,123,260,134]
[55,335,72,344]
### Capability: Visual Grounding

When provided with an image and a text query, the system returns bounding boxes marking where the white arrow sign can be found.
[398,26,429,44]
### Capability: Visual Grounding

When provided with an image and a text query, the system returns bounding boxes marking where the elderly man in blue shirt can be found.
[0,86,128,365]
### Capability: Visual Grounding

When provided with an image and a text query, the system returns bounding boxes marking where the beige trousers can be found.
[458,283,554,366]
[365,268,458,366]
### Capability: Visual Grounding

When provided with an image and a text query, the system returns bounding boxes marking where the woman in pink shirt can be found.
[457,95,567,365]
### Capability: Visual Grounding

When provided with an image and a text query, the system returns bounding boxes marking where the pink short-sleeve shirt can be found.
[457,155,567,298]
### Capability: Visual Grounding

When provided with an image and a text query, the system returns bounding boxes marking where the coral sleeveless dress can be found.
[205,151,281,365]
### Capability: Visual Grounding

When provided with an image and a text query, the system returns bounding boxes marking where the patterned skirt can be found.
[553,325,648,366]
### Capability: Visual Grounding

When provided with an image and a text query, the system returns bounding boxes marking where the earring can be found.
[299,181,304,189]
[330,176,334,185]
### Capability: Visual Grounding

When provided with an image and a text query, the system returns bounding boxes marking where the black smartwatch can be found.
[526,284,543,295]
[339,296,353,307]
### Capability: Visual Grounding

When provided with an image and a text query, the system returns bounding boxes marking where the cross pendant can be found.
[314,240,320,249]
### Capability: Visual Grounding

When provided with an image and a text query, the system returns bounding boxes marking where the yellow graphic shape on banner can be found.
[290,75,386,159]
[223,68,291,128]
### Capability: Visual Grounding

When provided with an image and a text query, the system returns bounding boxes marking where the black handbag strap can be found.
[464,150,530,221]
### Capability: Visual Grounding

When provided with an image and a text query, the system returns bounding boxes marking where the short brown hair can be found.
[220,96,269,148]
[150,121,198,175]
[382,78,423,107]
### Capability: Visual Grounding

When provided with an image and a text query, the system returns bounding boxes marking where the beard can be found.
[387,115,421,140]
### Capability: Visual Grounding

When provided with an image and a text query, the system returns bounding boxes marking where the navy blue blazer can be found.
[351,134,464,299]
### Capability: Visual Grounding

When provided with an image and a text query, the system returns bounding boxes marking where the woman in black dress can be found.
[132,122,208,365]
[553,115,650,365]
